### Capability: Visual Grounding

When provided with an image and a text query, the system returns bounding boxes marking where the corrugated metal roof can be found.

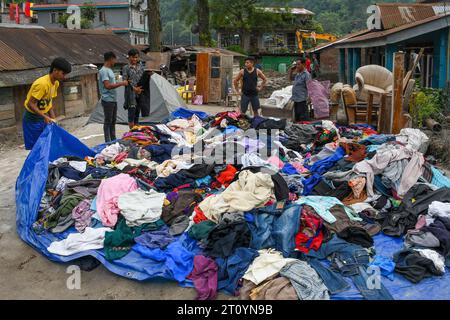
[0,27,144,72]
[0,40,35,71]
[306,30,370,53]
[336,13,450,47]
[377,2,450,30]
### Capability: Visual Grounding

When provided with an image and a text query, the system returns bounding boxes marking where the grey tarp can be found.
[87,73,187,124]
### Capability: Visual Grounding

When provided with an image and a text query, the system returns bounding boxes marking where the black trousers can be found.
[294,101,310,122]
[101,100,117,142]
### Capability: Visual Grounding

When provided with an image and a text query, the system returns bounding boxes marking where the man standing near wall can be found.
[291,57,311,122]
[98,51,128,143]
[22,57,72,150]
[233,56,267,116]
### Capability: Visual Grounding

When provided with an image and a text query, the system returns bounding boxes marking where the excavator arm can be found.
[296,30,337,53]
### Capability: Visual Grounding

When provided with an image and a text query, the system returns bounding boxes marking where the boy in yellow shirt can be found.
[23,57,71,150]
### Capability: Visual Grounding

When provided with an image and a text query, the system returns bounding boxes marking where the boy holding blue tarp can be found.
[23,57,72,150]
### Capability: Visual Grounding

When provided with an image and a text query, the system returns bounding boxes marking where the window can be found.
[140,14,144,25]
[262,33,285,53]
[134,37,138,45]
[99,11,104,22]
[219,33,241,48]
[50,12,57,24]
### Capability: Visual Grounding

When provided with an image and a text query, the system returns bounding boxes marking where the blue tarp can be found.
[15,124,199,285]
[15,124,450,299]
[171,107,209,120]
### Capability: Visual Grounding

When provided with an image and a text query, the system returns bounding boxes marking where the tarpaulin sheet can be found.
[15,124,450,299]
[330,234,450,300]
[15,124,199,286]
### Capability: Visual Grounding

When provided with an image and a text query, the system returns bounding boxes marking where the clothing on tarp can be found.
[47,227,112,256]
[295,205,324,253]
[243,249,296,286]
[340,142,367,162]
[162,190,203,226]
[216,247,259,296]
[382,185,450,237]
[295,196,361,224]
[118,189,166,227]
[188,220,216,240]
[240,277,298,300]
[188,255,218,300]
[205,220,251,258]
[421,216,450,257]
[279,260,330,300]
[134,227,174,249]
[96,173,138,227]
[337,227,374,248]
[199,170,274,223]
[72,199,95,233]
[169,215,190,236]
[132,241,194,283]
[104,218,165,261]
[393,249,443,283]
[353,144,425,198]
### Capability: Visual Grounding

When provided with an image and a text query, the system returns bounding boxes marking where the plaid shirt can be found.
[122,63,144,87]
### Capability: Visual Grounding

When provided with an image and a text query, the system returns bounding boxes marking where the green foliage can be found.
[159,0,417,45]
[226,45,248,55]
[411,87,446,127]
[81,2,96,22]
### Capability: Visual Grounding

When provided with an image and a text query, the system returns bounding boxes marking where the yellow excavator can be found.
[296,30,337,53]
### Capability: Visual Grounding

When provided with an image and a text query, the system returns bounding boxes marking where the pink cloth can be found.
[292,162,308,174]
[267,156,285,169]
[96,173,138,227]
[307,80,330,119]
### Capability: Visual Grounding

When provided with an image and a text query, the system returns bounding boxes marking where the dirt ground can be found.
[0,105,236,300]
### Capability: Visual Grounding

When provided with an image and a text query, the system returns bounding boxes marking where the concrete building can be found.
[31,0,149,45]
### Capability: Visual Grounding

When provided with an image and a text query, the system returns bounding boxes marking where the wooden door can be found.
[196,53,210,104]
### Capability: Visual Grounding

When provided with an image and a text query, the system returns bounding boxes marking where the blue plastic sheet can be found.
[15,124,200,285]
[171,107,209,120]
[15,124,450,298]
[330,234,450,300]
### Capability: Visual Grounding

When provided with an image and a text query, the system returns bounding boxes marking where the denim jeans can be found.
[306,257,351,295]
[248,213,276,250]
[273,204,302,258]
[306,236,394,300]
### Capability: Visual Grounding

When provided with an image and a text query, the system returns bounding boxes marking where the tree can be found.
[197,0,212,46]
[148,0,162,51]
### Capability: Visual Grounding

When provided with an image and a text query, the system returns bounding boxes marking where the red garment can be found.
[295,205,324,253]
[305,59,312,73]
[216,165,237,187]
[113,152,129,163]
[193,206,208,224]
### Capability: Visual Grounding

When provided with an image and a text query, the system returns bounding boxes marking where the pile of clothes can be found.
[35,110,450,300]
